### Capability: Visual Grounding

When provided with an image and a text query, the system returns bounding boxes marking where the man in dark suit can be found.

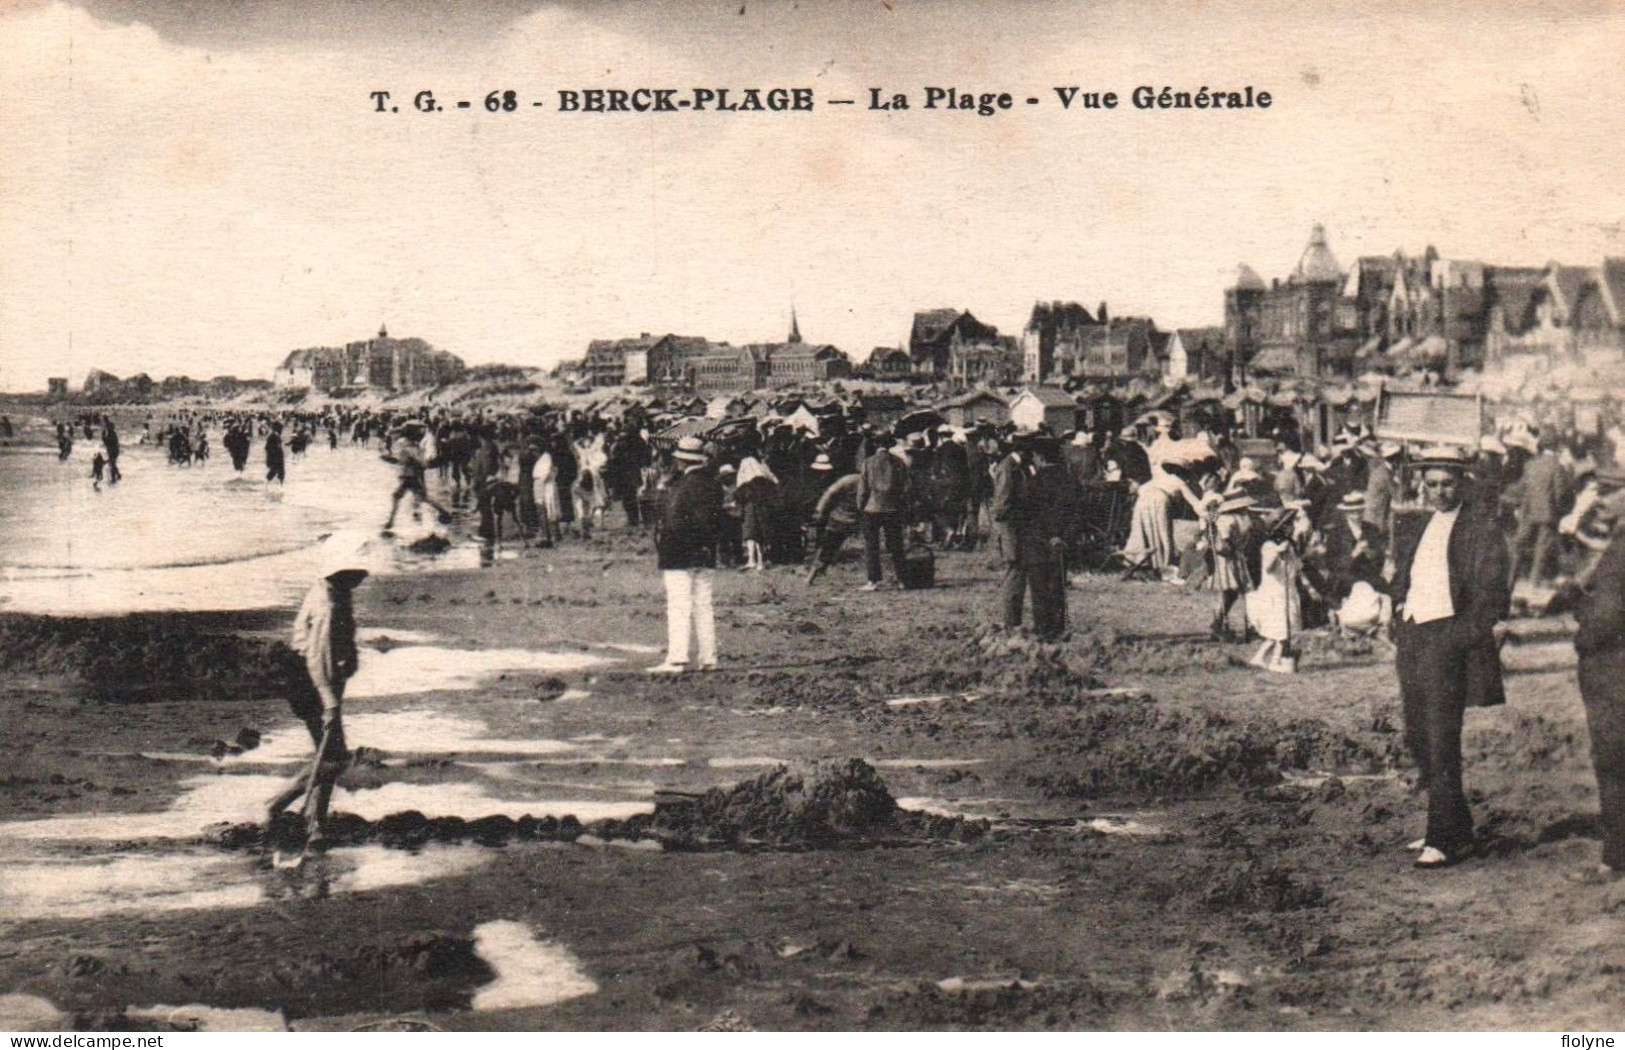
[1574,503,1625,881]
[855,431,910,591]
[1511,435,1573,587]
[1318,491,1385,605]
[649,436,724,674]
[991,433,1031,630]
[1021,437,1085,639]
[1389,446,1512,869]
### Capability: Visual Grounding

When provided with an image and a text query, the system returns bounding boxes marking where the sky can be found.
[1,0,1622,389]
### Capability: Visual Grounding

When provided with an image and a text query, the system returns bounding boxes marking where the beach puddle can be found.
[707,756,787,769]
[1086,816,1171,837]
[937,977,1038,993]
[0,844,492,921]
[358,627,441,645]
[884,693,982,708]
[896,797,971,819]
[1282,770,1403,789]
[470,921,599,1011]
[126,1004,288,1032]
[873,758,988,769]
[346,646,612,698]
[0,774,653,845]
[530,755,686,767]
[0,994,68,1031]
[229,711,579,764]
[595,642,662,655]
[574,834,663,851]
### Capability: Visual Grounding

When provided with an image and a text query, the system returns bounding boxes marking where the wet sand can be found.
[1,519,1620,1031]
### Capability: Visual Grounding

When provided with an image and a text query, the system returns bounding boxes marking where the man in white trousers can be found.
[649,436,724,673]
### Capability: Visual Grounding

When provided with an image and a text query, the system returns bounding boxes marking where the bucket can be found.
[899,544,936,589]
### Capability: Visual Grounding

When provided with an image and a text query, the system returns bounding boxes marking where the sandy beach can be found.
[1,488,1618,1032]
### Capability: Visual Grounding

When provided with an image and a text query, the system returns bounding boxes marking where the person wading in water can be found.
[264,532,370,858]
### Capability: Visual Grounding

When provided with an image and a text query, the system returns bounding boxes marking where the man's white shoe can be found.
[645,662,688,675]
[1414,846,1451,868]
[860,581,882,592]
[1406,837,1427,851]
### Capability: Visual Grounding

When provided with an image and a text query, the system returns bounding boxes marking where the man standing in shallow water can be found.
[265,532,370,855]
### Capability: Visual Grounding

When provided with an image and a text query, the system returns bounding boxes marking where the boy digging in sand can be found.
[265,532,370,856]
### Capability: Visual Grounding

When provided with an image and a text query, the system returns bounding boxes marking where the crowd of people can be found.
[41,396,1625,880]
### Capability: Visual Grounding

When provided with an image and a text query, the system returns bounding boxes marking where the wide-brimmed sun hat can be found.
[319,530,373,580]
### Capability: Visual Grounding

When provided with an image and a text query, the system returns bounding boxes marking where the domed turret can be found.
[1293,224,1341,283]
[1232,263,1266,291]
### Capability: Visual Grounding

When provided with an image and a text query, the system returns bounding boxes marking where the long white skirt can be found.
[1123,486,1176,569]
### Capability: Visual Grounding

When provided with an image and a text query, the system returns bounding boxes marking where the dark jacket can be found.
[1577,531,1625,655]
[1390,505,1511,707]
[856,449,909,516]
[1362,456,1396,537]
[1062,442,1098,486]
[1519,453,1572,525]
[656,467,724,570]
[990,452,1028,564]
[1318,514,1384,602]
[1024,462,1085,544]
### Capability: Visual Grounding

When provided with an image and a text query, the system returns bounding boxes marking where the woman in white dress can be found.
[532,444,560,545]
[1249,505,1309,673]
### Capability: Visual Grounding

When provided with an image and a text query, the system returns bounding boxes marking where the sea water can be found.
[0,430,456,615]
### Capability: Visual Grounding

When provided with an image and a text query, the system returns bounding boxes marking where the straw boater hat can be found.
[810,453,834,472]
[1478,435,1507,456]
[1380,440,1404,459]
[673,435,708,463]
[1414,445,1469,472]
[1337,491,1367,512]
[1297,454,1328,471]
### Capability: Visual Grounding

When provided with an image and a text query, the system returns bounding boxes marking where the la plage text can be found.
[368,85,1273,116]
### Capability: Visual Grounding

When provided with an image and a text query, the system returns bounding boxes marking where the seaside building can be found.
[1166,327,1227,383]
[1021,301,1102,383]
[947,330,1022,387]
[1225,224,1625,380]
[1008,387,1080,432]
[937,388,1009,428]
[864,346,913,380]
[273,326,464,394]
[909,309,1001,378]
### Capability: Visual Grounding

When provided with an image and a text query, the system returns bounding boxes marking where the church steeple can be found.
[787,308,802,344]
